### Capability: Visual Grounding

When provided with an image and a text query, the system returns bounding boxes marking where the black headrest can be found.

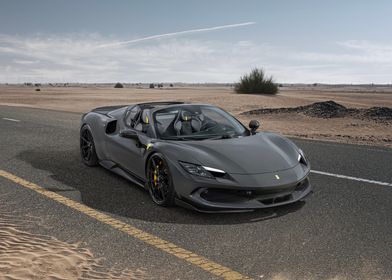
[141,110,149,124]
[180,111,192,121]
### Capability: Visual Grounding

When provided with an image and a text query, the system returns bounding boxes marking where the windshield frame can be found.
[152,104,250,141]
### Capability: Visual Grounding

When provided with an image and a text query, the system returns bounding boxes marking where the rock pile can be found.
[242,100,392,123]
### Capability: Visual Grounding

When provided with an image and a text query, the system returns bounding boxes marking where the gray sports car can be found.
[80,102,311,212]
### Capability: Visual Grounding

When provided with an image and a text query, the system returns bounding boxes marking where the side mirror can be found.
[119,129,139,140]
[249,120,260,134]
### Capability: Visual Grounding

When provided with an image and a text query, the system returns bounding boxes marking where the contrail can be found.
[97,22,256,48]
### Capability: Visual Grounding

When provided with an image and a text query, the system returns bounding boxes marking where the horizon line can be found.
[2,82,391,86]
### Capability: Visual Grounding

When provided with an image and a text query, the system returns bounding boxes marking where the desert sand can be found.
[0,84,391,147]
[0,210,144,280]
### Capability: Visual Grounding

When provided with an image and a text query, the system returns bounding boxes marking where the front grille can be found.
[198,178,309,205]
[200,189,252,203]
[258,194,292,205]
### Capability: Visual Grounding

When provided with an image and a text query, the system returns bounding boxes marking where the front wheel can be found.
[80,125,99,166]
[146,153,175,206]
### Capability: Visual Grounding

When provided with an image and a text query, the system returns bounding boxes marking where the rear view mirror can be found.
[119,129,139,140]
[249,120,260,134]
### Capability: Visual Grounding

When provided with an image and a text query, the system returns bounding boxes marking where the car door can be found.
[106,106,147,180]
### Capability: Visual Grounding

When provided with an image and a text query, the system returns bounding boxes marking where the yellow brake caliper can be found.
[153,168,158,187]
[153,161,163,188]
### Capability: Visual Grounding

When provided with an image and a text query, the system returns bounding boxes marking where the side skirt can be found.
[99,160,146,189]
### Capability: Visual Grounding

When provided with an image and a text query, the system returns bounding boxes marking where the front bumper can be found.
[178,177,312,213]
[167,159,312,212]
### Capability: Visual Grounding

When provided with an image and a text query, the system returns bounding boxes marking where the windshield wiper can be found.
[161,136,192,141]
[161,135,211,141]
[204,133,236,140]
[161,132,239,141]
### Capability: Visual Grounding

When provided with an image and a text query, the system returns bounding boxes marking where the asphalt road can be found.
[1,105,391,279]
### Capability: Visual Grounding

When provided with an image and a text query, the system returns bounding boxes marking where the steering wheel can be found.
[200,120,218,132]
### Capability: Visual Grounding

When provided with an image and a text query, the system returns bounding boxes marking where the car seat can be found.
[135,110,150,133]
[174,110,194,135]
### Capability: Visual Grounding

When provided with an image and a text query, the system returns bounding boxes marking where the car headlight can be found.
[298,149,308,166]
[179,161,225,178]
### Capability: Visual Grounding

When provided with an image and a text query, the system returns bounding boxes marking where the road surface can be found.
[1,105,391,279]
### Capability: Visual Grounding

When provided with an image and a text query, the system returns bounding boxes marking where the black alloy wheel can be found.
[147,153,175,206]
[80,125,99,166]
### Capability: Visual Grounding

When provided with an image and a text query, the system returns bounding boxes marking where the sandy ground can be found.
[0,85,391,147]
[0,205,145,280]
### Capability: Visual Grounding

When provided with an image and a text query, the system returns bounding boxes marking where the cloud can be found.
[0,33,391,84]
[97,22,256,48]
[291,41,392,64]
[14,60,39,65]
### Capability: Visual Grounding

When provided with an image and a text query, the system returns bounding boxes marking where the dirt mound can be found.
[301,101,348,118]
[241,100,349,118]
[241,101,392,123]
[363,107,392,121]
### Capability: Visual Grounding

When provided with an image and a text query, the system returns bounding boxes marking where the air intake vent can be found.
[105,120,117,134]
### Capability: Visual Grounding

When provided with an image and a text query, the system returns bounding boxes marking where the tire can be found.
[80,125,99,166]
[146,153,175,206]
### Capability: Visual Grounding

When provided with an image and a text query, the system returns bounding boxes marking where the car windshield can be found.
[153,105,249,140]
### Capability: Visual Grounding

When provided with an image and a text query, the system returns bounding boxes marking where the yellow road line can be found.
[0,169,252,280]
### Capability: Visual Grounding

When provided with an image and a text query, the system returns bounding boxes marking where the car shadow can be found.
[18,148,306,225]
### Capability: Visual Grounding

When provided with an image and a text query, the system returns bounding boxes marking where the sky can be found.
[0,0,391,84]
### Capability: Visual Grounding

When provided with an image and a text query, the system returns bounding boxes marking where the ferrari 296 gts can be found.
[80,102,311,212]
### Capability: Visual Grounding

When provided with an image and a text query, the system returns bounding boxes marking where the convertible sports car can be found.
[80,102,311,212]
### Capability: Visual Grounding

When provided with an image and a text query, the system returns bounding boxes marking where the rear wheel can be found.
[80,125,99,166]
[146,154,175,206]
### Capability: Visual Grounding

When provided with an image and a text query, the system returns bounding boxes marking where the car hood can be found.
[176,132,300,174]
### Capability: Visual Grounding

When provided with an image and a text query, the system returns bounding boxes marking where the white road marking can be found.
[311,170,392,187]
[294,138,392,153]
[2,117,20,122]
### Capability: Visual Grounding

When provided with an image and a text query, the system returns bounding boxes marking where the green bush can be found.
[235,68,278,95]
[114,82,124,88]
